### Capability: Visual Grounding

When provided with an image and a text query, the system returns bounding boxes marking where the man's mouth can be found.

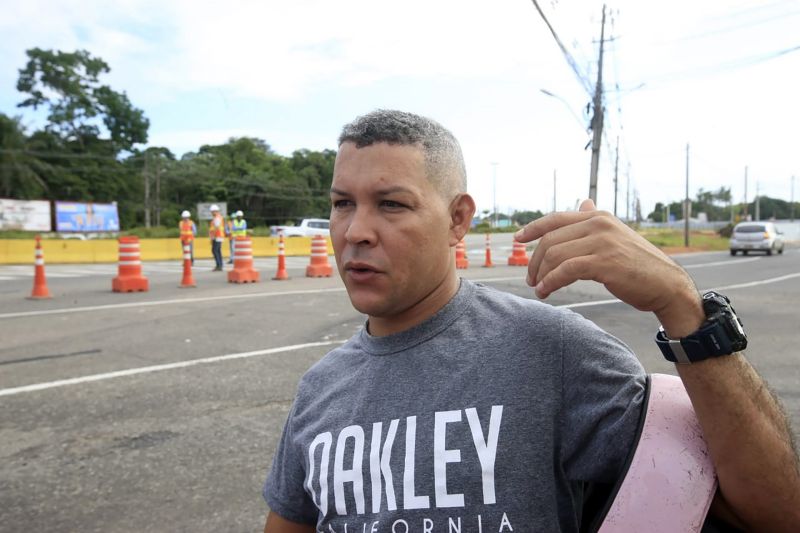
[345,261,379,273]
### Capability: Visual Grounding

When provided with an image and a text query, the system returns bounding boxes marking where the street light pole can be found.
[684,143,690,248]
[553,169,557,212]
[491,162,498,228]
[791,175,795,222]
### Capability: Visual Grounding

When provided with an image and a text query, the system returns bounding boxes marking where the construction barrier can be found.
[483,233,494,268]
[112,236,149,292]
[306,235,333,277]
[455,239,469,269]
[228,237,260,284]
[179,242,197,288]
[0,237,333,264]
[273,232,289,280]
[507,239,529,266]
[28,235,52,299]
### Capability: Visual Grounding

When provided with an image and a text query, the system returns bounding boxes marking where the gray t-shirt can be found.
[264,279,646,532]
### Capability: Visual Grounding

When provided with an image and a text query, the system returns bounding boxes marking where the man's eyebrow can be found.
[375,186,414,196]
[330,186,415,196]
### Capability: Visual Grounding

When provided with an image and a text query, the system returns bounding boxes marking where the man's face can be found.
[330,142,457,328]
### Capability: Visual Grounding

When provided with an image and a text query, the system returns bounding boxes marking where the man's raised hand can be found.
[514,199,699,321]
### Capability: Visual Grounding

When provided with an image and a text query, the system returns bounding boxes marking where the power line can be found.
[529,0,594,96]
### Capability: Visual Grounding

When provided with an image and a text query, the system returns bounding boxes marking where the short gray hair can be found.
[338,109,467,198]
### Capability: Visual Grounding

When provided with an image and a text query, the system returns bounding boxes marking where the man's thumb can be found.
[579,199,596,212]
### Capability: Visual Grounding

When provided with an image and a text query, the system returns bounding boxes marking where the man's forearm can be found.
[656,291,800,530]
[677,353,800,530]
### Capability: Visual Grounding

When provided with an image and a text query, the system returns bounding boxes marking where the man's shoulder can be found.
[467,280,574,326]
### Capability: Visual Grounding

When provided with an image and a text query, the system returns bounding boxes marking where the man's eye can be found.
[332,199,353,209]
[381,200,406,209]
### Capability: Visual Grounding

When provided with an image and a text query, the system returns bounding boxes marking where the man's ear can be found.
[449,193,476,246]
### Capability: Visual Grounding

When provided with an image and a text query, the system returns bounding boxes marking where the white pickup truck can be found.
[270,218,330,237]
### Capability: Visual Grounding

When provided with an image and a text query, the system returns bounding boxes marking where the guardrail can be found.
[0,237,333,264]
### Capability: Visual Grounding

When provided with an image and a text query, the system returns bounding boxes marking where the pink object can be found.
[599,374,717,532]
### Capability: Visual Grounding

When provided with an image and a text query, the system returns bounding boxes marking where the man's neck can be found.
[367,272,460,337]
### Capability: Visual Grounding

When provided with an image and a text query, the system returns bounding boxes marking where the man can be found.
[208,204,225,271]
[232,210,247,241]
[179,210,197,265]
[263,110,800,532]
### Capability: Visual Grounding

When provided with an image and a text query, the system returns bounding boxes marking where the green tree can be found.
[0,114,50,198]
[511,209,544,225]
[16,48,149,152]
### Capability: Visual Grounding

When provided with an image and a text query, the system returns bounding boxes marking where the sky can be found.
[1,0,799,218]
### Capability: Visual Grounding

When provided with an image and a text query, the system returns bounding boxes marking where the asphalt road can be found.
[1,241,799,532]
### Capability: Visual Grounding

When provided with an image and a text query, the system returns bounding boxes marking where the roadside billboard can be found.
[197,202,228,221]
[55,202,120,232]
[0,198,52,231]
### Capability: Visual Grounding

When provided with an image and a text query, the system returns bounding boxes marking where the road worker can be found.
[179,210,197,265]
[208,204,225,271]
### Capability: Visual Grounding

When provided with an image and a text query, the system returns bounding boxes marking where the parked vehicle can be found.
[729,222,784,256]
[270,218,330,237]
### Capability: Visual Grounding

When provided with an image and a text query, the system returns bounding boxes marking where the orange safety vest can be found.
[209,214,225,240]
[180,219,194,242]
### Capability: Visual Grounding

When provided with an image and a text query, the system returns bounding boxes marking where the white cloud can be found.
[2,0,799,214]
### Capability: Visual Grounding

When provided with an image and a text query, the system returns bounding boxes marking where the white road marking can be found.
[0,287,347,319]
[3,272,799,396]
[0,340,346,397]
[684,257,761,269]
[557,272,800,309]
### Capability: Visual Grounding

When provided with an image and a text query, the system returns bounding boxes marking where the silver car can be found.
[730,222,784,256]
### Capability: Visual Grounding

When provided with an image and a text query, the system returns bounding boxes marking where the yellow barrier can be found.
[0,237,333,264]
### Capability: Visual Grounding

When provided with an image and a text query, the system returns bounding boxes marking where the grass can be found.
[637,229,729,251]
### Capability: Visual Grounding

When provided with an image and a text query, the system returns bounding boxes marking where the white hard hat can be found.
[181,210,191,218]
[235,210,243,217]
[209,204,220,212]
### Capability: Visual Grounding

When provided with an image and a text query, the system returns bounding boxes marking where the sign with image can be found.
[55,202,120,232]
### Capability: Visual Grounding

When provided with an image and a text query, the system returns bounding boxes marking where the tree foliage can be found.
[3,48,338,231]
[16,48,148,151]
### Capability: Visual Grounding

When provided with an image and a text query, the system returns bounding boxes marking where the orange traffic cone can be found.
[455,238,469,269]
[273,231,289,280]
[483,233,494,268]
[112,236,149,292]
[306,235,333,277]
[508,238,529,266]
[179,242,197,288]
[228,236,260,283]
[28,235,52,299]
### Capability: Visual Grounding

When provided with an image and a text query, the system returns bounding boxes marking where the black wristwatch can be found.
[655,291,747,364]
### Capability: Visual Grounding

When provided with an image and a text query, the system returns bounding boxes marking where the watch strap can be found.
[656,319,735,364]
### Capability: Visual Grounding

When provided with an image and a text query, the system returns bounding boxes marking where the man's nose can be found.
[344,207,377,245]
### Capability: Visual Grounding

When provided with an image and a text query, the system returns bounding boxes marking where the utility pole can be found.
[743,166,748,219]
[684,143,690,247]
[143,151,151,228]
[755,182,760,221]
[791,175,795,222]
[491,162,498,228]
[553,169,557,212]
[613,135,619,217]
[588,5,606,205]
[154,157,162,227]
[625,163,630,221]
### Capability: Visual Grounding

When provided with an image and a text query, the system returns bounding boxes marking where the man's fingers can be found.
[525,220,600,286]
[535,256,595,299]
[514,199,599,243]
